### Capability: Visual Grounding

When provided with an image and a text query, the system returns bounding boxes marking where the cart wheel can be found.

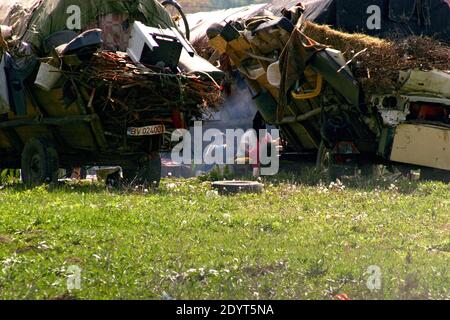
[162,0,190,40]
[21,138,59,187]
[147,153,162,188]
[106,171,122,189]
[123,153,162,189]
[316,141,338,180]
[316,141,330,171]
[316,141,349,181]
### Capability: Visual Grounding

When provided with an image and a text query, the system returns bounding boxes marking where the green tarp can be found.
[14,0,175,51]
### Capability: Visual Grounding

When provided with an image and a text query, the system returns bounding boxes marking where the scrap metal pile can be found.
[72,50,223,135]
[205,3,450,169]
[302,21,450,93]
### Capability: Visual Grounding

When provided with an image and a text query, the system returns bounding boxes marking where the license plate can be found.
[127,124,165,136]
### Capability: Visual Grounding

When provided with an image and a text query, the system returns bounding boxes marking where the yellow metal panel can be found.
[390,123,450,170]
[208,35,227,54]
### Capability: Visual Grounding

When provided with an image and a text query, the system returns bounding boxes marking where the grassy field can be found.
[0,171,449,300]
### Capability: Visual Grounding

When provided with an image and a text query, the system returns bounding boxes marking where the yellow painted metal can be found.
[291,74,323,100]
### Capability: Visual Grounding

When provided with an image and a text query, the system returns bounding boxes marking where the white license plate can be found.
[127,124,165,136]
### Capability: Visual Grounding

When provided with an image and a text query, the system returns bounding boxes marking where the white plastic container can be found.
[266,61,281,88]
[127,21,160,63]
[0,25,12,39]
[34,62,62,91]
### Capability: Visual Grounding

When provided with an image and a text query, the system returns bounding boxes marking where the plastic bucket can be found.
[34,62,62,91]
[266,61,281,88]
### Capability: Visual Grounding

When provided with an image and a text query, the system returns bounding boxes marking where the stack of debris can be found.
[204,11,450,97]
[72,50,223,135]
[302,21,450,93]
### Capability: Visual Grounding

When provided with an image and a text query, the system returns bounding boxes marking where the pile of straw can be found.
[302,21,450,93]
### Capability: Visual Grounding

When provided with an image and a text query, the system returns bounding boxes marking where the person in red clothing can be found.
[237,130,280,177]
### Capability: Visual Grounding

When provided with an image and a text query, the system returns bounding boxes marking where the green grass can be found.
[0,173,449,300]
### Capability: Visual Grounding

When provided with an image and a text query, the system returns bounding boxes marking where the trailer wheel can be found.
[21,138,59,187]
[316,141,351,181]
[316,141,341,181]
[105,170,121,189]
[147,153,162,188]
[123,153,162,189]
[316,141,329,171]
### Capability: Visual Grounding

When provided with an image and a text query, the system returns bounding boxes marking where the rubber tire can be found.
[316,141,342,181]
[123,154,162,189]
[317,141,358,181]
[212,181,264,195]
[21,138,59,187]
[315,141,328,170]
[162,0,190,40]
[106,171,122,189]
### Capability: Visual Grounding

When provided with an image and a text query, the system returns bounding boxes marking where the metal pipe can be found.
[277,106,334,125]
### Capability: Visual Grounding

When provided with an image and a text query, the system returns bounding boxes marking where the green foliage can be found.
[0,169,20,185]
[0,176,448,300]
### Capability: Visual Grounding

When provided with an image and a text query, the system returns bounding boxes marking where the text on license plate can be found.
[127,124,165,136]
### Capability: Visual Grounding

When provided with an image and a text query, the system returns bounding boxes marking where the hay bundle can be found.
[302,21,450,93]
